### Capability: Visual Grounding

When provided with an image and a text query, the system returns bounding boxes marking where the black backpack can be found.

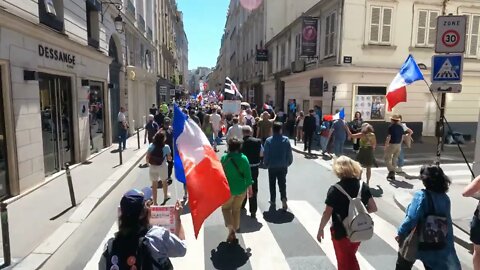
[149,144,165,166]
[103,232,173,270]
[245,116,253,127]
[418,190,448,251]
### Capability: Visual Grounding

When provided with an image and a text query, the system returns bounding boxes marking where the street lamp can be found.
[114,14,124,33]
[101,1,124,34]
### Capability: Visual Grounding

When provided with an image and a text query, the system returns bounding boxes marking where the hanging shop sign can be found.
[301,17,318,57]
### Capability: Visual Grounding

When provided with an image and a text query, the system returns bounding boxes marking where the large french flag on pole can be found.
[386,55,424,111]
[172,104,231,238]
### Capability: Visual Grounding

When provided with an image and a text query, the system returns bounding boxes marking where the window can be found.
[465,14,480,57]
[280,42,286,70]
[355,86,387,120]
[369,6,393,44]
[86,0,100,48]
[324,12,336,57]
[309,78,323,97]
[38,0,64,32]
[416,10,439,47]
[295,33,301,59]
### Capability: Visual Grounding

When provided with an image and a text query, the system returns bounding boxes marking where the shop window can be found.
[309,77,323,97]
[39,0,64,32]
[355,86,387,121]
[86,0,100,49]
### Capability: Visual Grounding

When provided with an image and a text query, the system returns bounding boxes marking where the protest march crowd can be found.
[102,89,480,270]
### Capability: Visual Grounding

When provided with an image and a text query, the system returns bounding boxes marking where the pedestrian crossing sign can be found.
[431,54,463,83]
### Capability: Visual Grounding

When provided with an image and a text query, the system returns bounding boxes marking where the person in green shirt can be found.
[220,137,253,244]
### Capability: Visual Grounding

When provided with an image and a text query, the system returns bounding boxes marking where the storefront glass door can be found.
[0,67,9,198]
[89,81,106,153]
[39,74,74,175]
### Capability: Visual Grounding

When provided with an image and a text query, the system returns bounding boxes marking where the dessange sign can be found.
[38,44,76,67]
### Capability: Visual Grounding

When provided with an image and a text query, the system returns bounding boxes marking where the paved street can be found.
[39,144,474,270]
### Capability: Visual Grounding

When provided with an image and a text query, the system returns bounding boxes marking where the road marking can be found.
[83,222,117,270]
[241,207,290,270]
[371,214,425,270]
[171,214,205,270]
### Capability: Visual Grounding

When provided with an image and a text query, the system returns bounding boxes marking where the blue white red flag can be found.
[333,108,345,120]
[172,105,231,238]
[387,55,424,111]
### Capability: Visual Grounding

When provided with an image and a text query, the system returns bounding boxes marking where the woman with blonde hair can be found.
[351,123,377,185]
[317,156,377,270]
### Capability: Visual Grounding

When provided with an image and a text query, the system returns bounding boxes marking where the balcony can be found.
[137,14,145,32]
[126,0,135,17]
[147,27,153,40]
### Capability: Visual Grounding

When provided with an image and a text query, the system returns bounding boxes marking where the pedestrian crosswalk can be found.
[83,199,469,270]
[372,163,473,183]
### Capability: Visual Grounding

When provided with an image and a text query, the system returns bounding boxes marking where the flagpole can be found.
[422,79,475,178]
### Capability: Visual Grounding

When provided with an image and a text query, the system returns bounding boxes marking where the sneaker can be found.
[395,167,403,173]
[250,213,256,219]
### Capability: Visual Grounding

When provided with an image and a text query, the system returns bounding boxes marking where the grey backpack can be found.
[334,183,374,242]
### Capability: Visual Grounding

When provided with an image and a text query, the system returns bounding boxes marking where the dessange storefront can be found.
[0,23,112,195]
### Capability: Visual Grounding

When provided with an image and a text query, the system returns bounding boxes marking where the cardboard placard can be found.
[223,100,241,115]
[150,205,176,233]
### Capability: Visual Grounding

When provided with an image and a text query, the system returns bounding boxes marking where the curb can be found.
[13,146,148,270]
[393,192,473,252]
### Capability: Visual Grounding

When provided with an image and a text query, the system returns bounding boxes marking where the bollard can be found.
[137,128,140,149]
[65,163,76,207]
[118,136,123,165]
[1,203,11,266]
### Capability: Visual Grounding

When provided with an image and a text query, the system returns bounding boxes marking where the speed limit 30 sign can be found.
[435,15,466,53]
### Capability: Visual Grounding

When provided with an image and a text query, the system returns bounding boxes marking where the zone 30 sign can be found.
[435,15,466,53]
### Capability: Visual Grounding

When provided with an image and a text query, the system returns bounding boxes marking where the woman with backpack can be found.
[316,156,377,270]
[395,165,461,270]
[221,137,253,243]
[147,131,172,205]
[100,189,186,269]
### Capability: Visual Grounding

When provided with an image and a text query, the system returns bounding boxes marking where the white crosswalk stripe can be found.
[82,200,466,270]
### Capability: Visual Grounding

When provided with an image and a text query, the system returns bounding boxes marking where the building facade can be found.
[0,0,187,197]
[213,0,480,141]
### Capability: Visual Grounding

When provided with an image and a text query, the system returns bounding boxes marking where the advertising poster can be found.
[150,206,176,234]
[354,96,372,121]
[354,95,386,121]
[301,17,318,57]
[371,95,386,120]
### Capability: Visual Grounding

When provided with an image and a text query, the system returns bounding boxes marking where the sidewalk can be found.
[290,140,476,250]
[1,130,149,265]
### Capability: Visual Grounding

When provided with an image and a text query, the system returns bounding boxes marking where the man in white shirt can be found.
[117,107,128,150]
[226,117,243,141]
[210,109,222,152]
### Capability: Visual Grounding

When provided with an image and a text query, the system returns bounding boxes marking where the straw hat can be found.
[390,114,401,121]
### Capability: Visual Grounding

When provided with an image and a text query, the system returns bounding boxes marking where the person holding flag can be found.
[173,104,231,238]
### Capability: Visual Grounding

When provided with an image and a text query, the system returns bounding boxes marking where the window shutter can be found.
[370,7,381,42]
[381,8,392,43]
[329,13,336,55]
[417,10,427,45]
[428,11,439,45]
[325,16,330,56]
[470,15,480,56]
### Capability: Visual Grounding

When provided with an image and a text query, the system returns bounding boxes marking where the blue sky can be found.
[177,0,229,70]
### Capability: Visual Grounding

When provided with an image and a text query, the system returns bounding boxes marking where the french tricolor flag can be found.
[386,55,424,111]
[173,105,230,238]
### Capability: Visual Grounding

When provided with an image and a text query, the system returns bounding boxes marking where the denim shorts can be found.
[470,215,480,245]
